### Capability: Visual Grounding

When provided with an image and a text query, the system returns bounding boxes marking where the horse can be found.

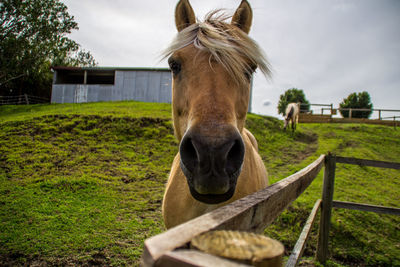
[162,0,271,229]
[283,103,300,131]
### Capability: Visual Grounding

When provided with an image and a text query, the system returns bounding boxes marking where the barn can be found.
[51,66,253,112]
[51,66,172,104]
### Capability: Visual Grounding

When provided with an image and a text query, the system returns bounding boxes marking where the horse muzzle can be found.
[179,126,245,204]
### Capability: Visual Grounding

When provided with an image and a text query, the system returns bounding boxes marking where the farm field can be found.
[0,101,399,266]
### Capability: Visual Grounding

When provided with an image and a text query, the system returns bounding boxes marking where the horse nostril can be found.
[226,138,245,175]
[180,136,198,172]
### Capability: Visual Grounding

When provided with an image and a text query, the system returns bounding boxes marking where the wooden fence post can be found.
[317,153,336,263]
[24,94,29,105]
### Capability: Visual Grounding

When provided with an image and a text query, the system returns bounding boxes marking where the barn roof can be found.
[51,66,170,72]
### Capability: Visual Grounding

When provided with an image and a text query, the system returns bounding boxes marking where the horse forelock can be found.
[163,10,271,86]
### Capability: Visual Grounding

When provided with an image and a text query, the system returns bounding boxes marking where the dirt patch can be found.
[324,131,337,138]
[291,131,319,163]
[294,131,318,144]
[294,143,318,162]
[338,140,358,150]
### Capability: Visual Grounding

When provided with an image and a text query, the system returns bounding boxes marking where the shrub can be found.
[339,91,373,118]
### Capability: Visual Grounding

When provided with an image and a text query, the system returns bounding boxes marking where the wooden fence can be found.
[301,103,400,120]
[141,154,400,266]
[298,113,399,127]
[298,104,400,127]
[316,155,400,263]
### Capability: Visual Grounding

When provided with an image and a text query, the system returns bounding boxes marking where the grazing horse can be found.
[162,0,271,229]
[283,103,300,131]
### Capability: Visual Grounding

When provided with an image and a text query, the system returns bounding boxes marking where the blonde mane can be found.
[163,10,271,85]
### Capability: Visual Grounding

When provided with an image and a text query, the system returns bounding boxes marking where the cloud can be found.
[263,100,271,106]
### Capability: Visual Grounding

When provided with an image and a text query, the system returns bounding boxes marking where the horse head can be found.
[164,0,270,204]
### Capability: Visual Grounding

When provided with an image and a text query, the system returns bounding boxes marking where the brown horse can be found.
[162,0,271,229]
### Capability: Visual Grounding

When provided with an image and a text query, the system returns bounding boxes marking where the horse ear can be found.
[231,0,253,34]
[175,0,196,32]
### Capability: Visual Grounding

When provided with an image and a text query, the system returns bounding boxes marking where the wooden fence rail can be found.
[332,201,400,216]
[335,156,400,169]
[286,199,321,267]
[141,154,400,266]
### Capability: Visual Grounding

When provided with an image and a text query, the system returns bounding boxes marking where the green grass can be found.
[0,101,399,266]
[0,101,172,123]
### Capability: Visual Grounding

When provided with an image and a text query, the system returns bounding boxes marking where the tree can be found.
[0,0,96,98]
[277,88,310,115]
[339,91,373,118]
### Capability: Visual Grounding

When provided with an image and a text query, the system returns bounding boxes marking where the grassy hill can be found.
[1,101,399,266]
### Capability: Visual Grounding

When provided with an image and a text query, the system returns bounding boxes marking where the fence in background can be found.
[298,103,400,127]
[0,94,50,105]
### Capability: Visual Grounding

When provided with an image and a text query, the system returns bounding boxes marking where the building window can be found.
[87,70,115,84]
[55,70,84,84]
[55,70,115,85]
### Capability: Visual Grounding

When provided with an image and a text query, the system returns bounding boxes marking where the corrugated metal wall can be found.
[51,70,172,104]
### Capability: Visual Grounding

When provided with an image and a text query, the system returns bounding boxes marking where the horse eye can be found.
[244,70,252,80]
[244,66,256,80]
[244,63,257,81]
[168,58,181,75]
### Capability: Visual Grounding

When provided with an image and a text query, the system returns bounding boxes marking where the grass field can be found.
[1,101,399,266]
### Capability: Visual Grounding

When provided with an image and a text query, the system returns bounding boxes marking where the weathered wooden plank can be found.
[332,201,400,215]
[155,250,250,267]
[317,154,336,263]
[336,156,400,170]
[286,199,322,267]
[142,155,326,266]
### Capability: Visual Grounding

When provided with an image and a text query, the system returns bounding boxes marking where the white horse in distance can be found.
[284,103,300,131]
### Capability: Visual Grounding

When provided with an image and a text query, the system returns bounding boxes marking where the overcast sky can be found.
[62,0,400,118]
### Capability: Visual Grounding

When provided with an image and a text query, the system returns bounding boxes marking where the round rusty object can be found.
[191,230,284,266]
